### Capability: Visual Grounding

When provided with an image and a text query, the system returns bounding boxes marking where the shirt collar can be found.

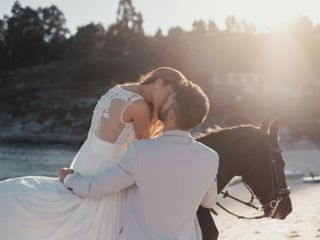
[159,130,193,139]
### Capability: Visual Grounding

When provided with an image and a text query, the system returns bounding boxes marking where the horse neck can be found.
[199,127,264,193]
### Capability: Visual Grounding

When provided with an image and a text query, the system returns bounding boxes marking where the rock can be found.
[43,118,55,128]
[11,121,24,133]
[26,122,45,133]
[53,124,72,133]
[64,112,75,122]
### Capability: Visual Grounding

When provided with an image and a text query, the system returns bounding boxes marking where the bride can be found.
[0,67,188,240]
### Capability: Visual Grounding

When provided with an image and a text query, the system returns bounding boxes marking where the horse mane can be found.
[192,125,222,139]
[193,124,261,140]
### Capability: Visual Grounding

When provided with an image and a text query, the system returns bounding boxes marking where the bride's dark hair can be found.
[138,67,189,136]
[139,67,188,89]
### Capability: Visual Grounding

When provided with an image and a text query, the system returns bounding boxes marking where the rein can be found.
[216,185,267,220]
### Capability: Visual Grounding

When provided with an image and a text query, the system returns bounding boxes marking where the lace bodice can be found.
[88,85,143,147]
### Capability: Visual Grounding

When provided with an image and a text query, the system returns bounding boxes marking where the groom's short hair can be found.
[173,81,209,130]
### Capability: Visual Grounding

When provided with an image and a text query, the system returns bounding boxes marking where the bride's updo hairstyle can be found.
[138,67,189,136]
[139,67,188,91]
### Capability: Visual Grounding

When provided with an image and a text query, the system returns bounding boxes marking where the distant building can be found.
[212,70,315,105]
[212,71,260,105]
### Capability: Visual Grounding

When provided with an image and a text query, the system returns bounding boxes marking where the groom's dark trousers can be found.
[197,206,219,240]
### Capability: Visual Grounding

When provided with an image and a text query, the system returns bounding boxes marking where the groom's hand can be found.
[58,168,74,183]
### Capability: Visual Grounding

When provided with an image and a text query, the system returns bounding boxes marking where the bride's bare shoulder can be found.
[128,98,149,113]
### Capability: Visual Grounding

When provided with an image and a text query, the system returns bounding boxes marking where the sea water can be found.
[0,142,78,180]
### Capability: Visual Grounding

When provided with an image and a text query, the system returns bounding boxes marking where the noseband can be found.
[258,148,290,217]
[215,148,290,219]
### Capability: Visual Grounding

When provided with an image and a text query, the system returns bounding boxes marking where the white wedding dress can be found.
[0,85,143,240]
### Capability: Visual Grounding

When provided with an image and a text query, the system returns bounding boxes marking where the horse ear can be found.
[269,118,280,146]
[259,118,272,133]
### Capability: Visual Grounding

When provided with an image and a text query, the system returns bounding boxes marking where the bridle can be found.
[213,147,291,219]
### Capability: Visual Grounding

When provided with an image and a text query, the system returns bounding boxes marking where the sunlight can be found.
[221,0,303,30]
[257,27,309,102]
[252,1,298,27]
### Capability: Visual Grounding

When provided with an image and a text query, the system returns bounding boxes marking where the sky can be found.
[1,0,320,35]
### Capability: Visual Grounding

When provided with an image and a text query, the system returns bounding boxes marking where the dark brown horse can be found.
[196,119,292,240]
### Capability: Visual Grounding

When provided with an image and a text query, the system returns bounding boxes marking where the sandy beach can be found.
[213,146,320,240]
[213,181,320,239]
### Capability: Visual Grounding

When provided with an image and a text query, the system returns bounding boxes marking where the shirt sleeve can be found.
[64,142,138,198]
[200,176,218,209]
[201,152,219,209]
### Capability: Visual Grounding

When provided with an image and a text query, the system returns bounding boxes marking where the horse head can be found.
[197,119,293,240]
[241,118,292,219]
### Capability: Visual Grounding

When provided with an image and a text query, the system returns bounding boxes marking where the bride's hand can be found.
[58,168,74,183]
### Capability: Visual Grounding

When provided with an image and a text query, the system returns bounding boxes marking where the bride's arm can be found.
[63,143,138,198]
[123,100,151,139]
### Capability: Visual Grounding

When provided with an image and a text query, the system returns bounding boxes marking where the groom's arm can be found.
[201,154,219,209]
[63,143,138,198]
[201,176,218,209]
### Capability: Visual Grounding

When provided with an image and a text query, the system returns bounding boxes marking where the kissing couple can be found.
[0,67,219,240]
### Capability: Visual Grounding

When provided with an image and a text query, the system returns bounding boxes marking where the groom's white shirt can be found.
[64,130,219,240]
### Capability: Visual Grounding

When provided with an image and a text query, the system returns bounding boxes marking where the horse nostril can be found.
[277,199,292,219]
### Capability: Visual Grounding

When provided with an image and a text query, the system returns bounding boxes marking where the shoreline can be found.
[0,131,319,149]
[0,132,85,145]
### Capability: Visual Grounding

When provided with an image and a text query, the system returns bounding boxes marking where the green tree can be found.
[168,26,186,40]
[208,20,219,34]
[239,19,256,33]
[192,20,206,35]
[2,1,69,68]
[39,5,69,60]
[0,19,7,70]
[107,0,144,36]
[5,1,45,67]
[67,23,105,57]
[225,15,240,33]
[39,5,69,42]
[154,28,163,38]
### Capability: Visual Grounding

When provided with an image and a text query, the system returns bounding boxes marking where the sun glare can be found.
[227,0,302,30]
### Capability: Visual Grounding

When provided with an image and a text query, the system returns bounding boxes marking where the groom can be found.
[59,81,219,240]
